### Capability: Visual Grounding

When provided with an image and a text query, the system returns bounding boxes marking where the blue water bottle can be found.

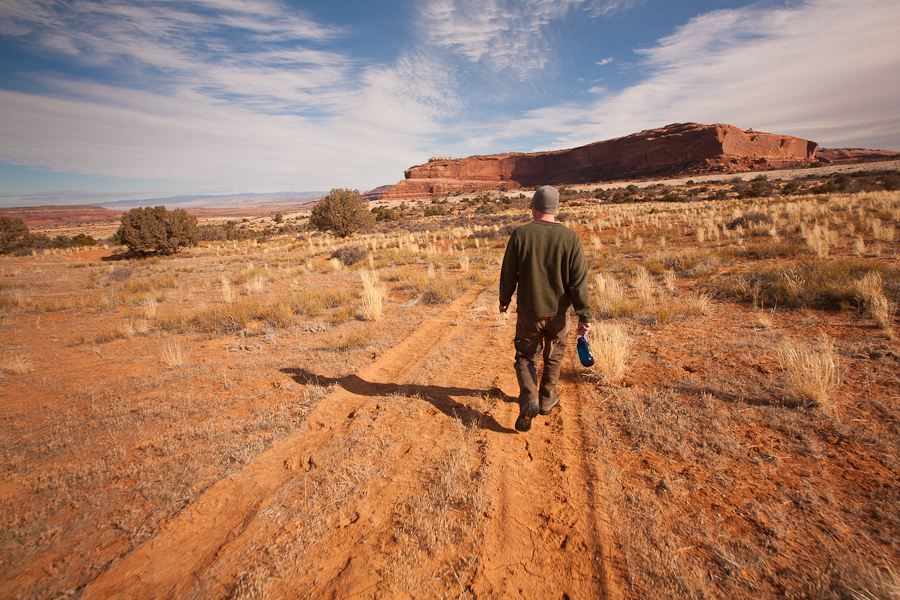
[577,335,594,367]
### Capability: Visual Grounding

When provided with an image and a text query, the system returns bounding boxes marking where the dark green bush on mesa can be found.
[309,188,375,238]
[117,206,199,255]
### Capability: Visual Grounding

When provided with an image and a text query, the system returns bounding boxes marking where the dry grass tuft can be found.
[337,329,374,350]
[117,320,136,339]
[777,334,839,406]
[161,340,187,368]
[587,322,630,384]
[592,273,644,318]
[246,274,266,294]
[631,266,654,304]
[679,292,713,317]
[403,272,469,305]
[141,297,158,318]
[663,269,676,292]
[868,294,896,339]
[0,290,26,313]
[221,277,235,304]
[1,351,33,375]
[359,269,385,321]
[854,272,896,338]
[755,307,776,329]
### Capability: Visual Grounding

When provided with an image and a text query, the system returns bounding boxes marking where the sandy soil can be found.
[1,185,899,599]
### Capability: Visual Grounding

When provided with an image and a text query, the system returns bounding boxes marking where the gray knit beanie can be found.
[531,185,560,215]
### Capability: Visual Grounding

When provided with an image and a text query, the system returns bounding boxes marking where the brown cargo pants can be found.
[513,313,570,412]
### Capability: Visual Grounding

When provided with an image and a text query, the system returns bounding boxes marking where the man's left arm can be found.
[498,235,518,313]
[569,237,592,332]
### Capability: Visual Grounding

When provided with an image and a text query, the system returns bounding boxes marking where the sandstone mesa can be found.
[368,122,897,201]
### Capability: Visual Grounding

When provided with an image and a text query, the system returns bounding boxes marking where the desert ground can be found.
[1,167,899,599]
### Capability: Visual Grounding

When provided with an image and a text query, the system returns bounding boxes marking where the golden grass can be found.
[359,269,385,321]
[221,277,235,304]
[402,271,469,305]
[0,290,26,313]
[141,297,158,319]
[117,320,136,339]
[777,334,840,406]
[587,322,630,384]
[869,294,896,339]
[121,274,176,295]
[161,340,187,368]
[246,274,266,294]
[152,285,359,332]
[336,329,375,349]
[663,269,676,292]
[592,273,645,319]
[715,260,899,310]
[1,351,33,375]
[631,266,654,304]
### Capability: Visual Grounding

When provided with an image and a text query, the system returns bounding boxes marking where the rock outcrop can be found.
[371,123,819,200]
[815,148,900,164]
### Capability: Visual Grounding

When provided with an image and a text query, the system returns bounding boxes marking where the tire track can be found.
[80,287,486,599]
[415,289,624,599]
[80,285,624,598]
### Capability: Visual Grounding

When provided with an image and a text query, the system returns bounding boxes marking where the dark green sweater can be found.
[499,220,591,322]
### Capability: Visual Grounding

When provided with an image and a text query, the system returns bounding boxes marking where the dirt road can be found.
[78,285,624,599]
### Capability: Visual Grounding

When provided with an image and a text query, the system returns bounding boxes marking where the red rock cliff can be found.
[376,123,819,200]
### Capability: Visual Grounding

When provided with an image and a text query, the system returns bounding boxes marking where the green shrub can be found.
[371,206,400,222]
[117,206,199,255]
[309,188,375,237]
[71,234,97,247]
[0,217,30,254]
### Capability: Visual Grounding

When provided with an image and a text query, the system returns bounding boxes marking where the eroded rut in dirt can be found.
[80,286,624,599]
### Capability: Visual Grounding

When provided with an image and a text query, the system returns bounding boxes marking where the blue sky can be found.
[1,0,899,206]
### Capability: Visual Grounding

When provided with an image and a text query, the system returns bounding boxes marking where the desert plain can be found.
[1,165,899,599]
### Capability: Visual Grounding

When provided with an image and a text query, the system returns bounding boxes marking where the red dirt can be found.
[1,190,899,599]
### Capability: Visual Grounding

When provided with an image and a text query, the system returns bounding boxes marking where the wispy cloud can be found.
[500,0,900,151]
[417,0,635,78]
[1,0,348,113]
[0,0,450,192]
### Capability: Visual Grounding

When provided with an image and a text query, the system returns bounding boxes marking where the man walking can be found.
[499,185,592,432]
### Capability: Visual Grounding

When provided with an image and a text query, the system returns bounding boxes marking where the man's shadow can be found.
[281,368,518,434]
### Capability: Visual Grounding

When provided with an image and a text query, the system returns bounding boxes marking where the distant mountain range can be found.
[0,191,329,225]
[95,191,326,211]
